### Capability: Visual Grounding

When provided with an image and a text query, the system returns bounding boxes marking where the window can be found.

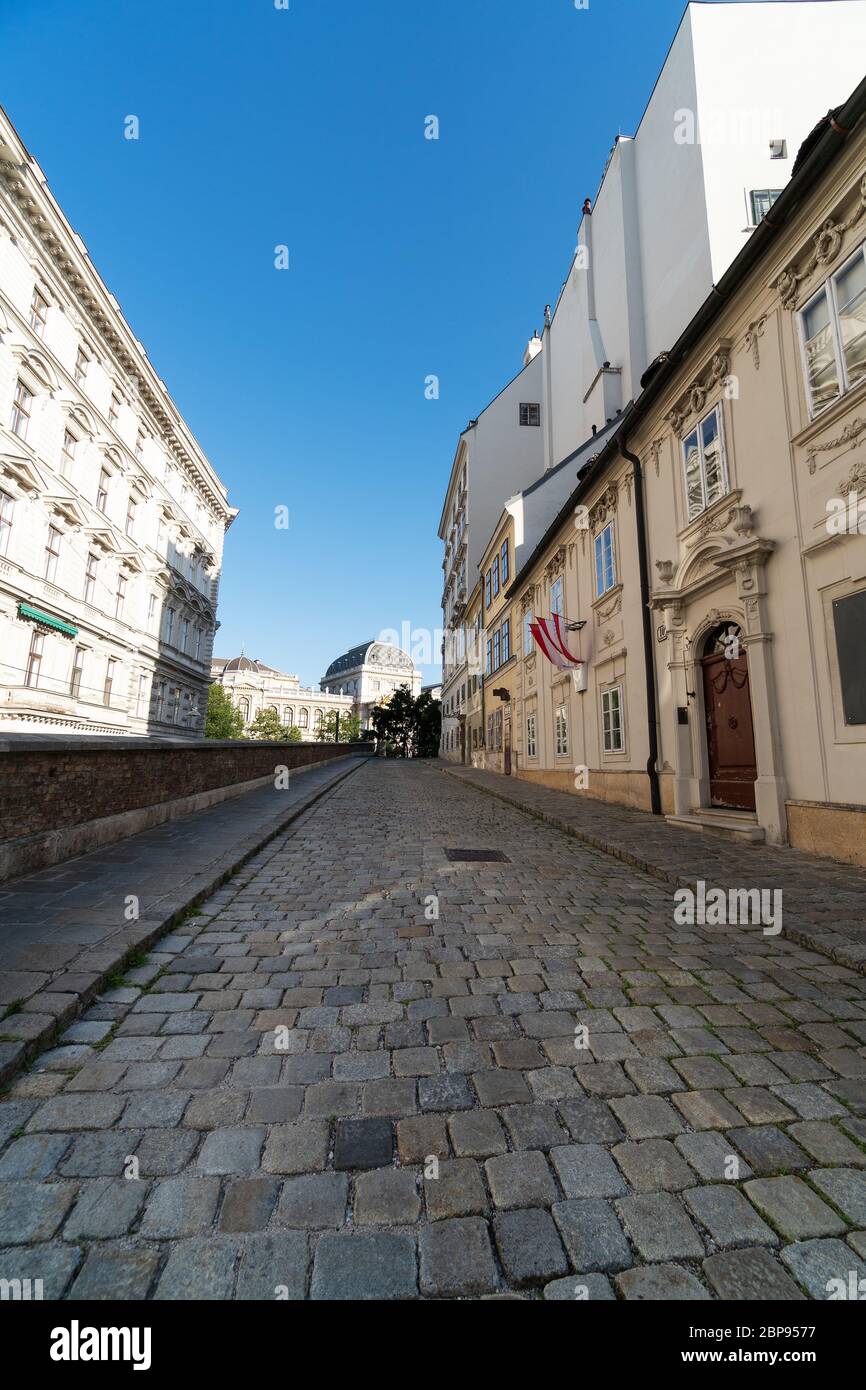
[551,575,564,616]
[44,525,61,583]
[602,685,624,752]
[103,658,117,707]
[487,714,494,747]
[181,617,189,652]
[165,608,175,645]
[168,686,180,722]
[135,426,146,457]
[136,673,148,718]
[501,539,509,585]
[97,468,110,511]
[11,379,33,440]
[195,626,203,661]
[501,618,510,663]
[70,646,85,698]
[493,556,500,597]
[832,590,866,725]
[84,552,98,604]
[74,346,90,385]
[494,708,502,751]
[23,629,45,688]
[524,610,534,655]
[526,713,537,758]
[60,429,77,477]
[115,573,126,619]
[750,189,782,224]
[486,639,492,675]
[682,405,728,521]
[555,704,568,756]
[299,708,309,728]
[109,392,121,425]
[493,629,501,670]
[594,522,616,597]
[799,244,866,415]
[485,569,492,606]
[0,490,13,556]
[155,681,167,721]
[28,288,49,337]
[286,706,295,725]
[125,496,137,537]
[519,402,540,426]
[147,593,158,631]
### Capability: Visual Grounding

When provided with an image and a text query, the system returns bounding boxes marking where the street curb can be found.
[440,765,866,979]
[0,754,372,1090]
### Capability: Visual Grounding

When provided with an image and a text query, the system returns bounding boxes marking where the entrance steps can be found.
[665,806,766,843]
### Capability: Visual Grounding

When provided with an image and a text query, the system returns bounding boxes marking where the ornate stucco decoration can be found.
[839,457,866,496]
[805,416,866,474]
[620,470,635,506]
[667,346,731,434]
[655,559,676,585]
[648,439,666,477]
[544,545,567,584]
[594,593,622,626]
[588,484,618,532]
[774,172,866,310]
[742,317,766,370]
[685,505,737,550]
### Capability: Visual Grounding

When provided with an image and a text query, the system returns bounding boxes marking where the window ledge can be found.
[677,488,742,545]
[591,580,623,612]
[792,375,866,449]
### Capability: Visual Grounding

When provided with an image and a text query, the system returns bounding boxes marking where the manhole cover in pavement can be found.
[444,848,511,863]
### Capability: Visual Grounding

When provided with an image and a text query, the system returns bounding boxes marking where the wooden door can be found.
[701,625,757,810]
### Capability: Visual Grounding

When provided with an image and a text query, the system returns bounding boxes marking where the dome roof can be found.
[324,640,415,679]
[223,655,267,673]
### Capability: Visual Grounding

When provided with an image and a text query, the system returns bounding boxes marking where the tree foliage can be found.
[317,709,363,743]
[248,707,292,741]
[204,683,246,739]
[370,685,441,758]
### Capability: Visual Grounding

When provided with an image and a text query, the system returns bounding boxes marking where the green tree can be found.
[248,707,290,741]
[283,725,303,743]
[370,685,440,757]
[205,683,246,739]
[317,709,363,743]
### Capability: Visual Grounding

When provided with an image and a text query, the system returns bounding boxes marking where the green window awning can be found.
[18,603,78,638]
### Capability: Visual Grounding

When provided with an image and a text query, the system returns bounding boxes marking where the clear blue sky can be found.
[2,0,706,687]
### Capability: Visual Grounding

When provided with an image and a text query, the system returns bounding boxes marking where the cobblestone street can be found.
[1,758,865,1301]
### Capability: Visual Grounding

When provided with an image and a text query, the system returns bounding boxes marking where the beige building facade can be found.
[492,82,866,866]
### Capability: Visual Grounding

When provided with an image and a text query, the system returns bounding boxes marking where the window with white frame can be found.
[74,345,90,385]
[524,610,534,655]
[60,429,77,477]
[749,189,782,225]
[11,379,33,440]
[594,522,616,597]
[0,490,14,557]
[103,658,117,707]
[70,646,85,698]
[83,552,98,605]
[494,707,502,751]
[500,539,509,585]
[799,242,866,415]
[682,405,728,521]
[501,618,510,663]
[601,684,624,753]
[25,630,44,688]
[29,288,49,337]
[125,496,137,537]
[97,468,110,511]
[299,708,309,728]
[165,607,175,645]
[526,712,537,758]
[44,525,61,583]
[136,672,148,718]
[555,703,568,756]
[550,575,564,616]
[115,574,127,619]
[147,593,158,631]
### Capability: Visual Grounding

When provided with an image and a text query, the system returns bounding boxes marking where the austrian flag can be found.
[530,614,584,670]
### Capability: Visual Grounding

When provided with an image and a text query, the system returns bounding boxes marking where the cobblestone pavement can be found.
[1,759,865,1301]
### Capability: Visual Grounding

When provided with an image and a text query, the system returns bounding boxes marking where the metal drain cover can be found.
[444,848,510,863]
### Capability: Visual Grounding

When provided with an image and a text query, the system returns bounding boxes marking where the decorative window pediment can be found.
[667,343,731,435]
[774,171,866,310]
[0,450,47,494]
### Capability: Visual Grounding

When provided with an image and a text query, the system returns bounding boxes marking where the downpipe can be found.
[620,436,662,816]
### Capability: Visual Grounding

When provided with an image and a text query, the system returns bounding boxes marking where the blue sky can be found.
[2,0,708,687]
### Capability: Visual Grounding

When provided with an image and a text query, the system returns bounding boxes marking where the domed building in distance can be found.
[211,655,354,740]
[320,639,421,729]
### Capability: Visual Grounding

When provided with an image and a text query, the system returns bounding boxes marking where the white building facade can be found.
[212,656,354,740]
[321,640,421,729]
[0,106,236,738]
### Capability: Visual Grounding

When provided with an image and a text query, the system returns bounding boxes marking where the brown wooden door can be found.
[701,626,757,810]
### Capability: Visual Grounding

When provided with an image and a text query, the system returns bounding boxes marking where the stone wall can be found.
[0,737,372,880]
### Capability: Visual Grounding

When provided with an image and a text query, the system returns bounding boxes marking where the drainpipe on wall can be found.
[619,434,662,816]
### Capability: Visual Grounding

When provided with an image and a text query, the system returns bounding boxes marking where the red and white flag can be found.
[529,614,584,670]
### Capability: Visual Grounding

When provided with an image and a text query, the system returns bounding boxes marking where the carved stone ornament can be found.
[839,457,866,496]
[655,558,676,585]
[774,172,866,310]
[543,545,567,584]
[588,484,618,531]
[742,317,766,370]
[595,593,622,625]
[806,416,866,475]
[685,505,737,550]
[648,439,665,477]
[668,350,730,434]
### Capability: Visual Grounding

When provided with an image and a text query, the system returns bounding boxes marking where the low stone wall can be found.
[786,799,866,870]
[0,737,372,881]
